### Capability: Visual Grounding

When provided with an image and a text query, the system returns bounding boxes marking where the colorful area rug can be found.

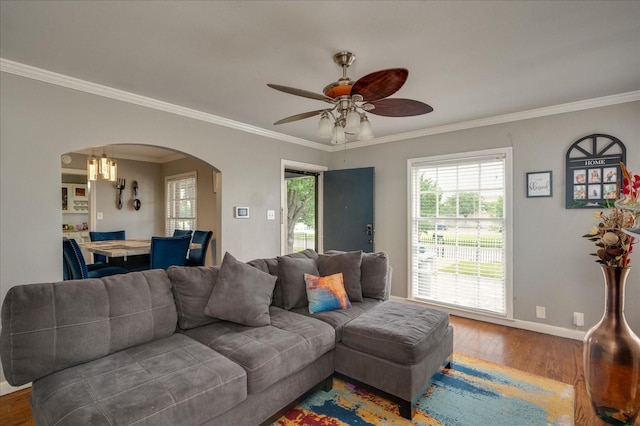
[274,353,574,425]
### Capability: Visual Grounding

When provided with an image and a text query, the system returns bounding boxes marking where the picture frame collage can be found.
[564,134,626,209]
[571,166,618,202]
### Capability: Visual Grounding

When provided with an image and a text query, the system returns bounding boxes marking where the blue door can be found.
[323,167,375,252]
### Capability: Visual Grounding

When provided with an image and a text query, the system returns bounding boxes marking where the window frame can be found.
[407,147,513,320]
[165,171,197,236]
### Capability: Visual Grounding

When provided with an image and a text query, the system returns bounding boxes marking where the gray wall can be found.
[0,70,638,387]
[329,102,640,333]
[92,158,165,239]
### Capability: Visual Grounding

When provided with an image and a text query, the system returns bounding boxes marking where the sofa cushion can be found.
[0,270,177,386]
[248,249,318,309]
[168,265,221,330]
[341,301,450,364]
[204,252,276,327]
[317,251,363,302]
[360,252,390,300]
[291,298,383,342]
[30,334,247,426]
[277,256,319,310]
[183,307,335,394]
[305,273,351,314]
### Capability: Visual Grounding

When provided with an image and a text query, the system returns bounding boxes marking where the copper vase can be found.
[583,266,640,425]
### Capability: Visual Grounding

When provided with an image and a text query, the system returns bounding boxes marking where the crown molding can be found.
[2,58,636,154]
[334,90,640,151]
[0,58,332,152]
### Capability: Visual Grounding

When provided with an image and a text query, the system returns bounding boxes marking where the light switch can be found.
[267,210,275,220]
[97,212,104,220]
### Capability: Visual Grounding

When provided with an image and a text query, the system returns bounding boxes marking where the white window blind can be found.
[409,150,509,316]
[166,172,197,236]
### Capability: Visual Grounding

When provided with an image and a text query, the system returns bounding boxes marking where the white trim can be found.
[2,58,637,153]
[391,296,586,341]
[0,381,31,396]
[280,160,328,255]
[0,58,331,152]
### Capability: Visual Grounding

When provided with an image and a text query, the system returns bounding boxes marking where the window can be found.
[408,148,512,317]
[166,172,197,236]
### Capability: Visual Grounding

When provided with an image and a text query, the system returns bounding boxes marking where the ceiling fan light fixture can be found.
[268,51,432,145]
[344,108,361,134]
[331,124,346,145]
[317,111,332,138]
[357,115,374,141]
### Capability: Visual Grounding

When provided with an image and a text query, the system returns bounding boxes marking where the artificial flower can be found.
[583,162,637,267]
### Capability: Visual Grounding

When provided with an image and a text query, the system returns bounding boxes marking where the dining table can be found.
[79,239,201,263]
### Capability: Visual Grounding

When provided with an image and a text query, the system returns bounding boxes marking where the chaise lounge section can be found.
[1,249,452,425]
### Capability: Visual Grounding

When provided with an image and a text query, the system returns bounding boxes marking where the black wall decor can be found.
[565,134,626,209]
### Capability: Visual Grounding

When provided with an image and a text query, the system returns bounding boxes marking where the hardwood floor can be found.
[0,315,610,425]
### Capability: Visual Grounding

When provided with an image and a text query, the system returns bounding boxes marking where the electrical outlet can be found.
[267,210,275,220]
[97,212,104,220]
[536,306,546,319]
[573,312,584,327]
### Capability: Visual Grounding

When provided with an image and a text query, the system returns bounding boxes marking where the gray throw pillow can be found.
[167,265,221,329]
[204,252,276,326]
[317,251,363,302]
[277,256,319,310]
[360,252,389,300]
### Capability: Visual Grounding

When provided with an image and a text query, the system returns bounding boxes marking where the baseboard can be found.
[0,381,31,396]
[390,296,585,341]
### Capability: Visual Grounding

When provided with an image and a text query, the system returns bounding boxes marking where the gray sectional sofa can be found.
[1,249,452,425]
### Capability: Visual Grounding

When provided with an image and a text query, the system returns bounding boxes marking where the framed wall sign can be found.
[526,171,552,197]
[565,134,626,209]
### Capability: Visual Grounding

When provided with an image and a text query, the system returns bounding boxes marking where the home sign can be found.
[565,133,626,209]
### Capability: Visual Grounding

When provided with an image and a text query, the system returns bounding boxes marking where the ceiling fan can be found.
[267,51,433,144]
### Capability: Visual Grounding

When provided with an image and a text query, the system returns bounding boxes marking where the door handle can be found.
[365,224,373,235]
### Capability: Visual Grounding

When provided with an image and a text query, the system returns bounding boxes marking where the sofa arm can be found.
[1,270,177,386]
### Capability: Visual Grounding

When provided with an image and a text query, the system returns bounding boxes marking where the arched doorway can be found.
[61,144,221,266]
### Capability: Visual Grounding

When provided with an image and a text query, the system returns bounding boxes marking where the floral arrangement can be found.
[583,162,637,268]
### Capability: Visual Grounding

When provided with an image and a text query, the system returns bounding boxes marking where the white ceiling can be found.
[1,0,639,151]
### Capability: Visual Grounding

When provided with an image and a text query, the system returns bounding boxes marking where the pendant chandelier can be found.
[87,148,117,182]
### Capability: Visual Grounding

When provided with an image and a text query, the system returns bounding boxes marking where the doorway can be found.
[281,160,327,255]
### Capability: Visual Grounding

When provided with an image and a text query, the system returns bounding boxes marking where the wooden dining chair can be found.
[62,238,128,280]
[89,230,125,264]
[186,230,213,266]
[148,235,192,270]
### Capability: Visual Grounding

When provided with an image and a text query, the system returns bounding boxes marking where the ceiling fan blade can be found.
[351,68,408,102]
[367,98,434,117]
[267,84,335,104]
[273,109,328,125]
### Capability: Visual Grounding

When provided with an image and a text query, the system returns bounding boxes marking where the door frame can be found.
[280,160,328,255]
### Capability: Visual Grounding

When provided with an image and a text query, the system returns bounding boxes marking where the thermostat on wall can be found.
[234,206,250,218]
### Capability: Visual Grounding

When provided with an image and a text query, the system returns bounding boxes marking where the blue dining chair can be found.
[148,235,192,270]
[186,230,213,266]
[63,238,128,280]
[89,230,126,264]
[173,229,193,237]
